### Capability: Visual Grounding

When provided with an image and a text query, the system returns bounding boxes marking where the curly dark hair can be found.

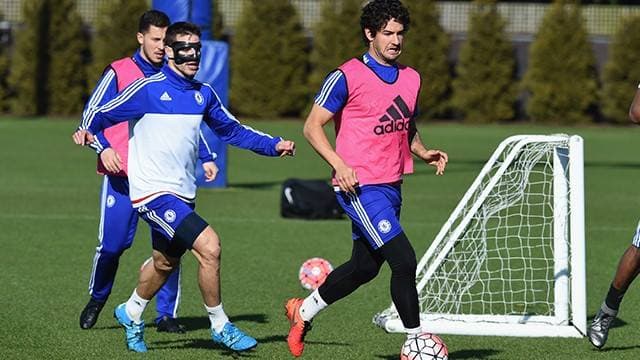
[360,0,410,46]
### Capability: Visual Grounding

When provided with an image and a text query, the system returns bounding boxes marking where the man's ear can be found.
[164,45,173,59]
[364,28,375,41]
[136,32,144,46]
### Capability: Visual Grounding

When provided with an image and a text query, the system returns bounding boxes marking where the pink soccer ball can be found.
[298,257,333,290]
[400,333,449,360]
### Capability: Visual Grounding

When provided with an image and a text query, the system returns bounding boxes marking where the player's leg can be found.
[378,231,420,334]
[113,195,188,352]
[80,175,137,329]
[286,185,401,357]
[115,248,179,353]
[589,225,640,349]
[187,220,257,351]
[285,237,384,357]
[152,228,186,333]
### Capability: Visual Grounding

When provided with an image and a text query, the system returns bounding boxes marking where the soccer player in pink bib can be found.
[284,0,448,357]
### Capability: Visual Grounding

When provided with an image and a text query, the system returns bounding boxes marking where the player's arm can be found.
[303,104,356,193]
[73,68,118,146]
[303,70,358,193]
[84,78,149,141]
[629,86,640,124]
[198,127,218,182]
[408,123,448,176]
[203,85,294,157]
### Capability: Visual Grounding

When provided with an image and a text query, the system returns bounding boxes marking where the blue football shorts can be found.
[136,194,206,256]
[335,183,403,250]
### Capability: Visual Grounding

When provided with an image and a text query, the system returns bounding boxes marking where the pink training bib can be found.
[96,57,144,177]
[333,58,420,185]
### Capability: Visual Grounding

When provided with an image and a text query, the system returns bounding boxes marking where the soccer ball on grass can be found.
[400,332,448,360]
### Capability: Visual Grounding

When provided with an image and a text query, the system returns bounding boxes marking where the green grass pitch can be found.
[1,119,639,359]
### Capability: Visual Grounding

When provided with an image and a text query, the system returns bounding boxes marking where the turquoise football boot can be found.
[114,303,147,353]
[211,322,258,352]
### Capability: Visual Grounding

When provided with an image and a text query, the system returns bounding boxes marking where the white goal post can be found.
[374,134,586,338]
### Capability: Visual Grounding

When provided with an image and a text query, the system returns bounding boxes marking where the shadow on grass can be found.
[151,334,349,354]
[97,313,269,332]
[174,313,269,332]
[376,348,499,359]
[594,344,640,353]
[227,181,282,190]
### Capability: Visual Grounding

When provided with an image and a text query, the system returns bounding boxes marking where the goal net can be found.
[374,135,586,337]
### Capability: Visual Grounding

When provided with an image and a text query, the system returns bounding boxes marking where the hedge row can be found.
[2,0,640,124]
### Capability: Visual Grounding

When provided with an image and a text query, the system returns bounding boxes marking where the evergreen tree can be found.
[212,0,224,40]
[402,0,451,120]
[308,0,363,93]
[522,0,597,124]
[47,0,88,115]
[89,0,147,87]
[452,0,516,123]
[0,11,10,113]
[231,0,308,117]
[8,0,48,115]
[601,15,640,123]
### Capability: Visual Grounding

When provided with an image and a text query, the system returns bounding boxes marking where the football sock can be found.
[125,289,150,324]
[300,289,328,322]
[604,283,626,312]
[205,303,230,333]
[405,326,422,339]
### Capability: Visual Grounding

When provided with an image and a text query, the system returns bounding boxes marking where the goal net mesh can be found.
[416,139,570,320]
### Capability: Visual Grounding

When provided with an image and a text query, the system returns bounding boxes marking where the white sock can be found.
[299,289,328,322]
[205,303,230,333]
[125,289,149,324]
[405,326,422,339]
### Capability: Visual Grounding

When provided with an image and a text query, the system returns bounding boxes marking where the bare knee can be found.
[193,227,221,267]
[152,252,179,273]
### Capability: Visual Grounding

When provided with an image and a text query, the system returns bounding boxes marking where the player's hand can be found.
[100,148,122,173]
[72,129,94,146]
[334,163,358,193]
[423,149,448,175]
[202,161,219,182]
[72,129,95,146]
[276,139,296,157]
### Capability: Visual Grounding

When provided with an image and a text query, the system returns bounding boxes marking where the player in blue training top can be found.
[74,10,218,334]
[73,21,295,353]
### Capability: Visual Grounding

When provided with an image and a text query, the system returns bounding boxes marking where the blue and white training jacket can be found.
[86,65,282,207]
[79,50,216,164]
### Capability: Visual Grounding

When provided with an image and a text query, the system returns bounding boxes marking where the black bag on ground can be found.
[280,178,343,219]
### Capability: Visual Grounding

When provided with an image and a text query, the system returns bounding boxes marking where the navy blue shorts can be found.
[136,194,205,256]
[335,184,403,250]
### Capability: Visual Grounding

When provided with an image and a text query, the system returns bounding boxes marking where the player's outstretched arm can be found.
[409,130,448,176]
